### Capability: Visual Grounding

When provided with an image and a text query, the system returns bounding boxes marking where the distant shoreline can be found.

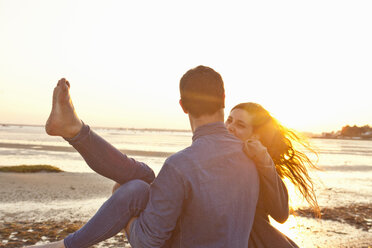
[3,123,372,140]
[0,123,191,133]
[311,136,372,141]
[2,123,372,141]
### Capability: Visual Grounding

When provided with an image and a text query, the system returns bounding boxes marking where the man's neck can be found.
[188,109,224,133]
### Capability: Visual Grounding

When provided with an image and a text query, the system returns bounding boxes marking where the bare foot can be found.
[45,78,83,138]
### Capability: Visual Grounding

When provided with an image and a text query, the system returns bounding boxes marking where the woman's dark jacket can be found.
[244,141,299,248]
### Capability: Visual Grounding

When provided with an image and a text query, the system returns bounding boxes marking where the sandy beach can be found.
[0,172,126,247]
[0,172,371,248]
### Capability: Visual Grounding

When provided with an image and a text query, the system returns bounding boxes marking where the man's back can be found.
[130,122,259,248]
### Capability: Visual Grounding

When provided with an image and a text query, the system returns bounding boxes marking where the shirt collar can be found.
[192,121,228,142]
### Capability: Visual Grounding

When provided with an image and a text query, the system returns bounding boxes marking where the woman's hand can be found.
[244,139,289,222]
[244,139,273,169]
[244,139,270,162]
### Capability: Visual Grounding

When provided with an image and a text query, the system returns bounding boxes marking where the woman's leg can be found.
[65,123,155,184]
[63,179,150,248]
[45,78,155,185]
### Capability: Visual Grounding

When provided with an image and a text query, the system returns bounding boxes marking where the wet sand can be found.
[293,205,372,232]
[0,221,129,248]
[0,172,371,247]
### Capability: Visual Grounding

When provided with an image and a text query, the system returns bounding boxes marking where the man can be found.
[126,65,259,247]
[31,65,259,247]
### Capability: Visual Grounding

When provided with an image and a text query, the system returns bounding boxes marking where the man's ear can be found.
[179,99,188,114]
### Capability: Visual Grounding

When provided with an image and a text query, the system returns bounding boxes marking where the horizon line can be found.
[0,122,191,133]
[0,122,324,135]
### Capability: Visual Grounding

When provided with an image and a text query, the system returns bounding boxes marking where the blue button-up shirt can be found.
[129,122,259,248]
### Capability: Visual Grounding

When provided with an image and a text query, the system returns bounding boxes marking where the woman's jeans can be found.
[63,124,155,248]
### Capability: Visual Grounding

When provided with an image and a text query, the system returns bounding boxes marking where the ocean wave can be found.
[0,142,173,158]
[317,150,372,156]
[319,165,372,172]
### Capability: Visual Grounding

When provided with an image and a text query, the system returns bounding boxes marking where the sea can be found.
[1,124,371,247]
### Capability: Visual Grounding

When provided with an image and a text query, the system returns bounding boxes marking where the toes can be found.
[58,78,66,86]
[57,78,70,90]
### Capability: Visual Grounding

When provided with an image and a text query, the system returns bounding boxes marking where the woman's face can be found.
[225,108,255,141]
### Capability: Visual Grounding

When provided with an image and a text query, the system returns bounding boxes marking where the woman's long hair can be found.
[232,102,320,215]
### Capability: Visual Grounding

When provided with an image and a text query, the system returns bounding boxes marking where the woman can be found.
[29,97,318,247]
[226,102,320,247]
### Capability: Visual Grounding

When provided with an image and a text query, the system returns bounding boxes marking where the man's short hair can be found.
[180,65,225,118]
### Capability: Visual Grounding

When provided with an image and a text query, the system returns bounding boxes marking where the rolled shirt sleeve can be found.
[129,161,185,248]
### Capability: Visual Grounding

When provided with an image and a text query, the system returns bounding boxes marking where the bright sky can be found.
[0,0,371,133]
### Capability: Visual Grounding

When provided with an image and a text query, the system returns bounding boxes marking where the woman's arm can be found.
[244,139,289,223]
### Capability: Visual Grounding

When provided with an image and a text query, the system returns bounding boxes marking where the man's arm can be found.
[127,161,186,248]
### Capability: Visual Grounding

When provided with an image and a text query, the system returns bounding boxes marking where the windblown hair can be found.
[232,102,320,216]
[180,65,225,118]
